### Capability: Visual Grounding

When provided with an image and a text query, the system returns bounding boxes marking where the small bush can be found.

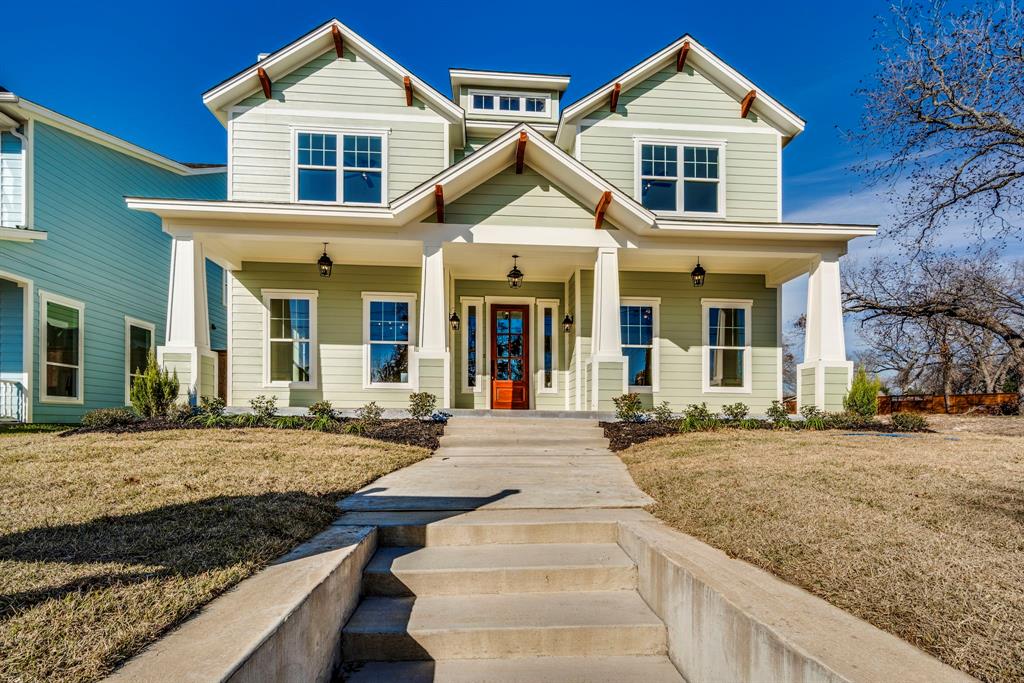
[130,352,180,418]
[234,413,262,428]
[681,403,719,432]
[341,420,367,435]
[766,400,790,427]
[249,395,278,424]
[82,407,138,430]
[307,414,338,432]
[356,401,384,427]
[738,417,764,430]
[890,412,929,432]
[613,393,646,423]
[167,401,197,424]
[722,402,750,421]
[199,396,226,416]
[844,366,883,417]
[799,405,827,430]
[652,401,674,422]
[272,415,306,430]
[826,411,879,430]
[308,400,336,420]
[408,393,438,421]
[189,397,233,428]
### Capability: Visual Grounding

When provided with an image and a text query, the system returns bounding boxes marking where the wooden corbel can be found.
[257,67,272,99]
[331,25,344,58]
[676,41,690,71]
[434,184,445,223]
[404,76,413,106]
[740,89,757,118]
[595,191,612,229]
[609,83,621,112]
[515,131,527,174]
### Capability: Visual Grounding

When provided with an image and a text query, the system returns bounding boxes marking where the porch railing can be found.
[0,380,26,423]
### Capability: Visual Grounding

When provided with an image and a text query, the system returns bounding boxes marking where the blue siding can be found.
[206,259,227,350]
[0,279,23,375]
[0,121,225,422]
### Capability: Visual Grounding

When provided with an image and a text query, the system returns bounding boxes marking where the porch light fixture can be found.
[561,314,574,333]
[317,243,333,278]
[449,310,461,331]
[690,258,706,288]
[506,254,524,289]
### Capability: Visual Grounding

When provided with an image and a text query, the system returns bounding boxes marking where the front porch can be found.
[0,273,31,423]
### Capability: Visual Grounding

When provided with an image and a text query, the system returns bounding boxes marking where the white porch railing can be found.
[0,380,26,422]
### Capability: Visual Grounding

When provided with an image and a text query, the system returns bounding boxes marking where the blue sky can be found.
[2,0,896,344]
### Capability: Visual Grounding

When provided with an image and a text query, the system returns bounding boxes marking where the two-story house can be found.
[0,89,227,423]
[128,19,874,415]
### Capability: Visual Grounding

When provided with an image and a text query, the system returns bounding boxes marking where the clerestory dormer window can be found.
[469,91,549,118]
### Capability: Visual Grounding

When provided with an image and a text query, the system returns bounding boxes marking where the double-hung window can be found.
[638,140,724,216]
[702,299,752,393]
[41,292,84,403]
[620,299,659,390]
[364,293,416,387]
[263,290,317,387]
[296,131,385,205]
[125,318,155,403]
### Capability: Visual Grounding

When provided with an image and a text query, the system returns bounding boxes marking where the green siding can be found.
[163,352,192,402]
[597,360,625,411]
[800,366,816,409]
[0,122,225,422]
[418,357,445,400]
[454,136,494,163]
[823,366,849,412]
[231,48,447,202]
[230,261,420,409]
[200,355,216,400]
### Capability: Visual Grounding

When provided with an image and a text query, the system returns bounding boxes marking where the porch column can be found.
[160,236,212,404]
[418,242,450,408]
[798,251,852,412]
[590,247,625,411]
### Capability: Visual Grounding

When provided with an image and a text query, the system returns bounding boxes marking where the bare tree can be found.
[844,254,1024,410]
[856,1,1024,248]
[782,314,805,396]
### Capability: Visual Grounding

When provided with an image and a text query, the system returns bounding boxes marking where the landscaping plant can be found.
[652,401,674,422]
[844,366,883,416]
[613,393,647,422]
[81,407,139,430]
[800,405,828,430]
[129,352,180,418]
[272,415,307,430]
[307,400,338,432]
[722,402,750,421]
[237,395,277,427]
[356,401,384,427]
[680,403,719,431]
[890,412,929,432]
[167,401,197,424]
[189,396,232,428]
[408,392,438,421]
[766,400,791,427]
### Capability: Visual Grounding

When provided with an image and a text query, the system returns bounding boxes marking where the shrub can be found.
[356,401,384,427]
[722,402,749,421]
[766,400,790,427]
[167,401,197,424]
[199,396,226,416]
[250,395,278,423]
[272,415,306,430]
[681,403,719,431]
[799,405,827,430]
[890,412,929,432]
[408,393,438,421]
[652,401,674,422]
[82,407,138,430]
[129,352,180,418]
[188,396,233,428]
[825,411,879,430]
[341,420,366,435]
[844,366,883,417]
[613,393,646,422]
[738,418,764,430]
[307,400,336,420]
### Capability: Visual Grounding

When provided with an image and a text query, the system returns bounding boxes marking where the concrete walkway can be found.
[336,417,682,682]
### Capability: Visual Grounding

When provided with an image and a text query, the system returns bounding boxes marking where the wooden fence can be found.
[878,393,1018,415]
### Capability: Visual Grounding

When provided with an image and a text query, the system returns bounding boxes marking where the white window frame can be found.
[124,317,156,404]
[468,90,551,118]
[291,127,390,207]
[262,289,318,390]
[362,291,418,390]
[701,298,753,394]
[633,137,726,219]
[461,296,483,394]
[620,297,660,393]
[536,299,559,394]
[39,290,85,405]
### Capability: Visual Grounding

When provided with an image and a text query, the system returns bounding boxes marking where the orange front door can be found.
[491,305,530,409]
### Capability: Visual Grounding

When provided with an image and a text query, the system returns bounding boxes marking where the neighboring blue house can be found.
[0,88,226,423]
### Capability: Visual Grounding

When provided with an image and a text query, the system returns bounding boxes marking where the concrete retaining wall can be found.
[107,524,376,683]
[617,520,975,683]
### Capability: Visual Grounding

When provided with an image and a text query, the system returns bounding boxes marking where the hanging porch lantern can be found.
[506,254,524,289]
[317,243,333,278]
[449,310,461,331]
[690,258,706,288]
[562,314,574,333]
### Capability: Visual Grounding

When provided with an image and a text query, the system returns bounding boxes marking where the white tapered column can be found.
[160,236,211,402]
[418,242,450,407]
[590,247,625,410]
[798,252,852,411]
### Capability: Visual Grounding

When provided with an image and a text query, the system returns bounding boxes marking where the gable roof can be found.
[555,34,805,148]
[202,18,465,144]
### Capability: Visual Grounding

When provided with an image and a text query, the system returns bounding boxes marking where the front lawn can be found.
[0,429,428,683]
[619,426,1023,683]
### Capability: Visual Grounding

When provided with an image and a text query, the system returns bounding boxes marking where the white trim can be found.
[361,291,418,390]
[775,287,783,402]
[226,270,234,406]
[468,89,552,119]
[620,296,660,393]
[0,227,46,242]
[229,104,446,124]
[701,298,753,395]
[261,289,319,390]
[776,133,783,222]
[460,296,483,394]
[536,298,559,394]
[0,270,34,421]
[581,117,782,136]
[450,69,571,94]
[290,127,390,206]
[124,317,156,405]
[573,268,582,411]
[634,137,727,219]
[483,295,537,410]
[39,290,85,405]
[226,114,234,201]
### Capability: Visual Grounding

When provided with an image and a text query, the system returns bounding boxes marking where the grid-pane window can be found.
[342,135,383,204]
[297,133,337,202]
[542,306,554,389]
[683,146,720,213]
[707,306,746,388]
[466,305,477,388]
[640,144,678,212]
[45,300,81,399]
[269,298,312,383]
[621,305,654,387]
[128,324,153,390]
[369,300,410,384]
[639,142,722,214]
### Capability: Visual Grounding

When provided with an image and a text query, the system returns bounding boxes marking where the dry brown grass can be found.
[619,427,1023,683]
[0,429,428,683]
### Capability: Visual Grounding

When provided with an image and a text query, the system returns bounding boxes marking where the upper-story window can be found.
[469,91,549,117]
[295,131,386,205]
[637,140,725,217]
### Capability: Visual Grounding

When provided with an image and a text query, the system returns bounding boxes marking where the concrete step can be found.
[335,509,653,547]
[342,655,685,682]
[444,420,605,435]
[341,591,667,661]
[439,434,610,449]
[363,543,636,596]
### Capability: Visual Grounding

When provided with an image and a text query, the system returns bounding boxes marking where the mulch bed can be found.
[601,420,683,451]
[62,418,445,450]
